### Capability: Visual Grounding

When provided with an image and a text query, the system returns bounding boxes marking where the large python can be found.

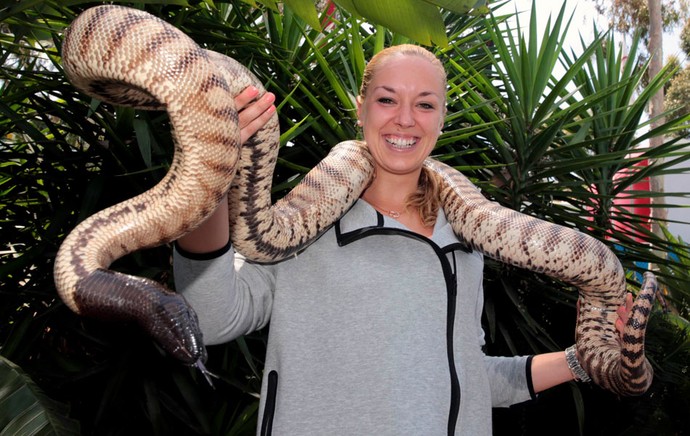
[54,5,657,396]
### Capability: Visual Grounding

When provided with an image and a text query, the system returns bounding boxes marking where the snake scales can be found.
[54,5,657,396]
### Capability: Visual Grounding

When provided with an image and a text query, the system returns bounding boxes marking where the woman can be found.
[174,45,632,435]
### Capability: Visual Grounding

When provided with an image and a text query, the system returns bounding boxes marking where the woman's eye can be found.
[377,97,394,104]
[419,102,435,110]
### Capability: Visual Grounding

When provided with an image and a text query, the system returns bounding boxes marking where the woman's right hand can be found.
[176,86,277,253]
[236,86,276,144]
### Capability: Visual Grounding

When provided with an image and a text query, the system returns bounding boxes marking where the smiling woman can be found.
[357,45,447,236]
[173,44,636,436]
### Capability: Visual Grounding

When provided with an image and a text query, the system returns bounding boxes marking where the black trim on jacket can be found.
[174,240,232,260]
[260,370,279,436]
[335,212,471,436]
[525,355,537,400]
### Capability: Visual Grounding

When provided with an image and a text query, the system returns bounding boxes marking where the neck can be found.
[362,169,421,210]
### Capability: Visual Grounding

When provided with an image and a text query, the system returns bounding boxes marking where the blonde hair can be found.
[359,44,447,99]
[408,166,442,228]
[359,44,446,227]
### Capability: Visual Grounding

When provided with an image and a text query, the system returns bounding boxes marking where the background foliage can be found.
[592,0,690,136]
[2,0,690,435]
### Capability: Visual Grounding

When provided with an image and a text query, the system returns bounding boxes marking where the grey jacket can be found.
[174,200,535,436]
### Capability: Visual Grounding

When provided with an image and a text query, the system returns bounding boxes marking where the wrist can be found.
[565,345,591,383]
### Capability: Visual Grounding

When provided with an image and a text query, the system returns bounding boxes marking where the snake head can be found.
[154,300,217,387]
[73,269,211,382]
[73,269,209,366]
[147,292,208,365]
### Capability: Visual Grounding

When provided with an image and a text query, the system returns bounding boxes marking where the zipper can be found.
[446,251,460,436]
[335,214,465,435]
[260,370,278,436]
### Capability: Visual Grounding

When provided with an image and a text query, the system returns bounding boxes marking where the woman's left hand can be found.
[615,292,634,340]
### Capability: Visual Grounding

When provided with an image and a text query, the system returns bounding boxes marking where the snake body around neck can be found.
[54,5,657,396]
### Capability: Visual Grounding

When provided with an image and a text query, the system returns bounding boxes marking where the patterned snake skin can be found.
[54,5,657,396]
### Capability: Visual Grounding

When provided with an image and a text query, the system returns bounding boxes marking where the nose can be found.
[395,105,415,128]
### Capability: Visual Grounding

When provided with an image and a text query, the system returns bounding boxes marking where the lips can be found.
[384,134,418,149]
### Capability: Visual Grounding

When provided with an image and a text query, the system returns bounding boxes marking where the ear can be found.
[439,106,447,130]
[356,95,363,119]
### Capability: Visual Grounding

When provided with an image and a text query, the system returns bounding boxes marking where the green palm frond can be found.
[0,355,81,435]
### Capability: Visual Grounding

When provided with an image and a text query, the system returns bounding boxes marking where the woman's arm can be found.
[173,86,278,344]
[177,86,275,254]
[530,352,575,393]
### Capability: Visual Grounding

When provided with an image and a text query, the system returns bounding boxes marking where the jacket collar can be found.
[336,200,471,253]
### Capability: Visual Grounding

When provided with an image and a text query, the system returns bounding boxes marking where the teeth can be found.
[385,136,416,148]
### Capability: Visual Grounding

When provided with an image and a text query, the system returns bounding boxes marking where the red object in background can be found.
[321,1,337,30]
[612,157,652,242]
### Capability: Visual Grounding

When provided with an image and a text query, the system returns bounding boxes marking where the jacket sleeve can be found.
[483,355,536,407]
[173,243,275,345]
[475,282,536,407]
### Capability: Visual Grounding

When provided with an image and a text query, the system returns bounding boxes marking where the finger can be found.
[619,293,632,318]
[240,99,276,144]
[234,86,260,112]
[615,318,625,340]
[616,305,628,324]
[615,293,633,341]
[238,91,275,130]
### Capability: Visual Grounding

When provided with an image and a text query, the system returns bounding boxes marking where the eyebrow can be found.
[375,85,441,98]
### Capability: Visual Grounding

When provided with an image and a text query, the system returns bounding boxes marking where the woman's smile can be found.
[384,134,418,149]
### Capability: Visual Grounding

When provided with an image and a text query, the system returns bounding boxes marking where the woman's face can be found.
[357,55,446,178]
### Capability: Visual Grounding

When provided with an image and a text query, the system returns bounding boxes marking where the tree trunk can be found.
[648,0,666,235]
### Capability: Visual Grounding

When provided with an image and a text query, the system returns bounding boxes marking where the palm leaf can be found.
[0,355,80,436]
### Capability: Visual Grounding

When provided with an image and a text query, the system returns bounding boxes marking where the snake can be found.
[54,5,657,396]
